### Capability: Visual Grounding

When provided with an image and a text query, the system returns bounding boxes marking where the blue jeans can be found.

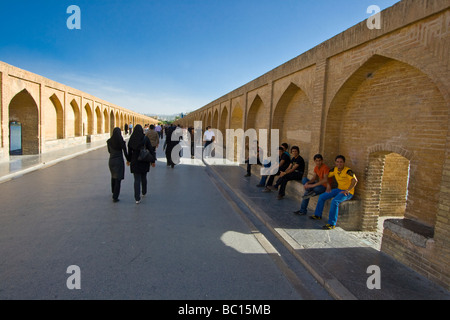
[299,177,326,213]
[314,188,353,226]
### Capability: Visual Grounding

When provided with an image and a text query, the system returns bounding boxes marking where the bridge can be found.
[0,138,448,299]
[176,0,450,290]
[0,61,158,158]
[0,0,448,294]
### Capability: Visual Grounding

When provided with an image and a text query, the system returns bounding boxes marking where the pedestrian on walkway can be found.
[310,155,358,229]
[294,154,330,215]
[127,124,156,204]
[203,126,215,158]
[244,140,261,177]
[273,146,305,200]
[259,147,291,190]
[146,124,160,151]
[163,124,178,168]
[107,127,130,203]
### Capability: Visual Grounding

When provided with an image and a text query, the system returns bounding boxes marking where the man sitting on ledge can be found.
[273,146,305,200]
[310,155,358,230]
[294,154,330,215]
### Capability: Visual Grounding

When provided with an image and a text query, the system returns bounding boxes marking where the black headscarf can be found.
[107,127,124,150]
[128,124,144,150]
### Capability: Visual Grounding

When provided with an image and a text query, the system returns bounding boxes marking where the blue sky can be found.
[0,0,400,116]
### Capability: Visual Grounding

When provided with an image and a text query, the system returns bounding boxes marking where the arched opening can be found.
[229,105,244,162]
[115,113,119,132]
[206,111,212,128]
[325,54,448,230]
[67,100,81,137]
[365,151,411,231]
[84,103,93,136]
[103,109,109,134]
[230,105,243,130]
[48,94,64,140]
[273,83,313,161]
[95,107,102,134]
[380,153,410,218]
[219,107,229,147]
[110,110,115,135]
[247,95,267,132]
[213,110,219,129]
[8,89,39,155]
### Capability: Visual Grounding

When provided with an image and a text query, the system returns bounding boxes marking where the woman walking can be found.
[107,127,129,203]
[127,124,156,204]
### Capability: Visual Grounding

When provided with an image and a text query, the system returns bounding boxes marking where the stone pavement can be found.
[204,159,450,300]
[0,139,108,184]
[1,142,449,300]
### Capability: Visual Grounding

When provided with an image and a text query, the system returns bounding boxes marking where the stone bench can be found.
[248,164,362,230]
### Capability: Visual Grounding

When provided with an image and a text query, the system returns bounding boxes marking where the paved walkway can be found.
[1,141,449,300]
[206,160,450,300]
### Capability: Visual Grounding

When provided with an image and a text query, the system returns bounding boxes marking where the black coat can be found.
[128,136,155,174]
[107,140,129,180]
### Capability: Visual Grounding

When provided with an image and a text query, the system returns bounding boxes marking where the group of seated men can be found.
[246,144,358,230]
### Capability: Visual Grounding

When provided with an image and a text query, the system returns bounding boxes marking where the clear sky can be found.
[0,0,400,116]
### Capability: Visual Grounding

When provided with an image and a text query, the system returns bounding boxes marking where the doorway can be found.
[9,121,22,155]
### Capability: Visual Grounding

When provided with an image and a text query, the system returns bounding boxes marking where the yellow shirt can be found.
[328,167,357,195]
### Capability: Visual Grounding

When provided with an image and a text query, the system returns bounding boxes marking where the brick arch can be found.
[95,106,102,134]
[49,94,64,140]
[83,103,94,136]
[204,110,210,128]
[363,149,411,231]
[103,109,109,134]
[8,89,39,155]
[213,109,219,129]
[219,106,229,132]
[247,95,268,132]
[273,82,313,160]
[68,100,82,137]
[230,104,243,130]
[325,54,448,230]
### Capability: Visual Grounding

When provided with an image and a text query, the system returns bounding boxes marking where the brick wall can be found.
[178,0,450,289]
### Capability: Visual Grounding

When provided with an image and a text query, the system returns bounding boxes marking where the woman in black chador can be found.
[107,127,129,202]
[127,124,156,204]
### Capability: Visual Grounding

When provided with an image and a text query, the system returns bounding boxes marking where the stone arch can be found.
[110,110,115,134]
[325,54,448,230]
[115,112,119,131]
[8,89,39,155]
[84,103,93,136]
[103,109,109,134]
[95,106,102,134]
[230,104,243,130]
[219,107,229,147]
[206,111,212,128]
[68,100,81,137]
[219,107,229,133]
[273,83,313,160]
[213,109,219,129]
[48,94,64,140]
[247,95,268,132]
